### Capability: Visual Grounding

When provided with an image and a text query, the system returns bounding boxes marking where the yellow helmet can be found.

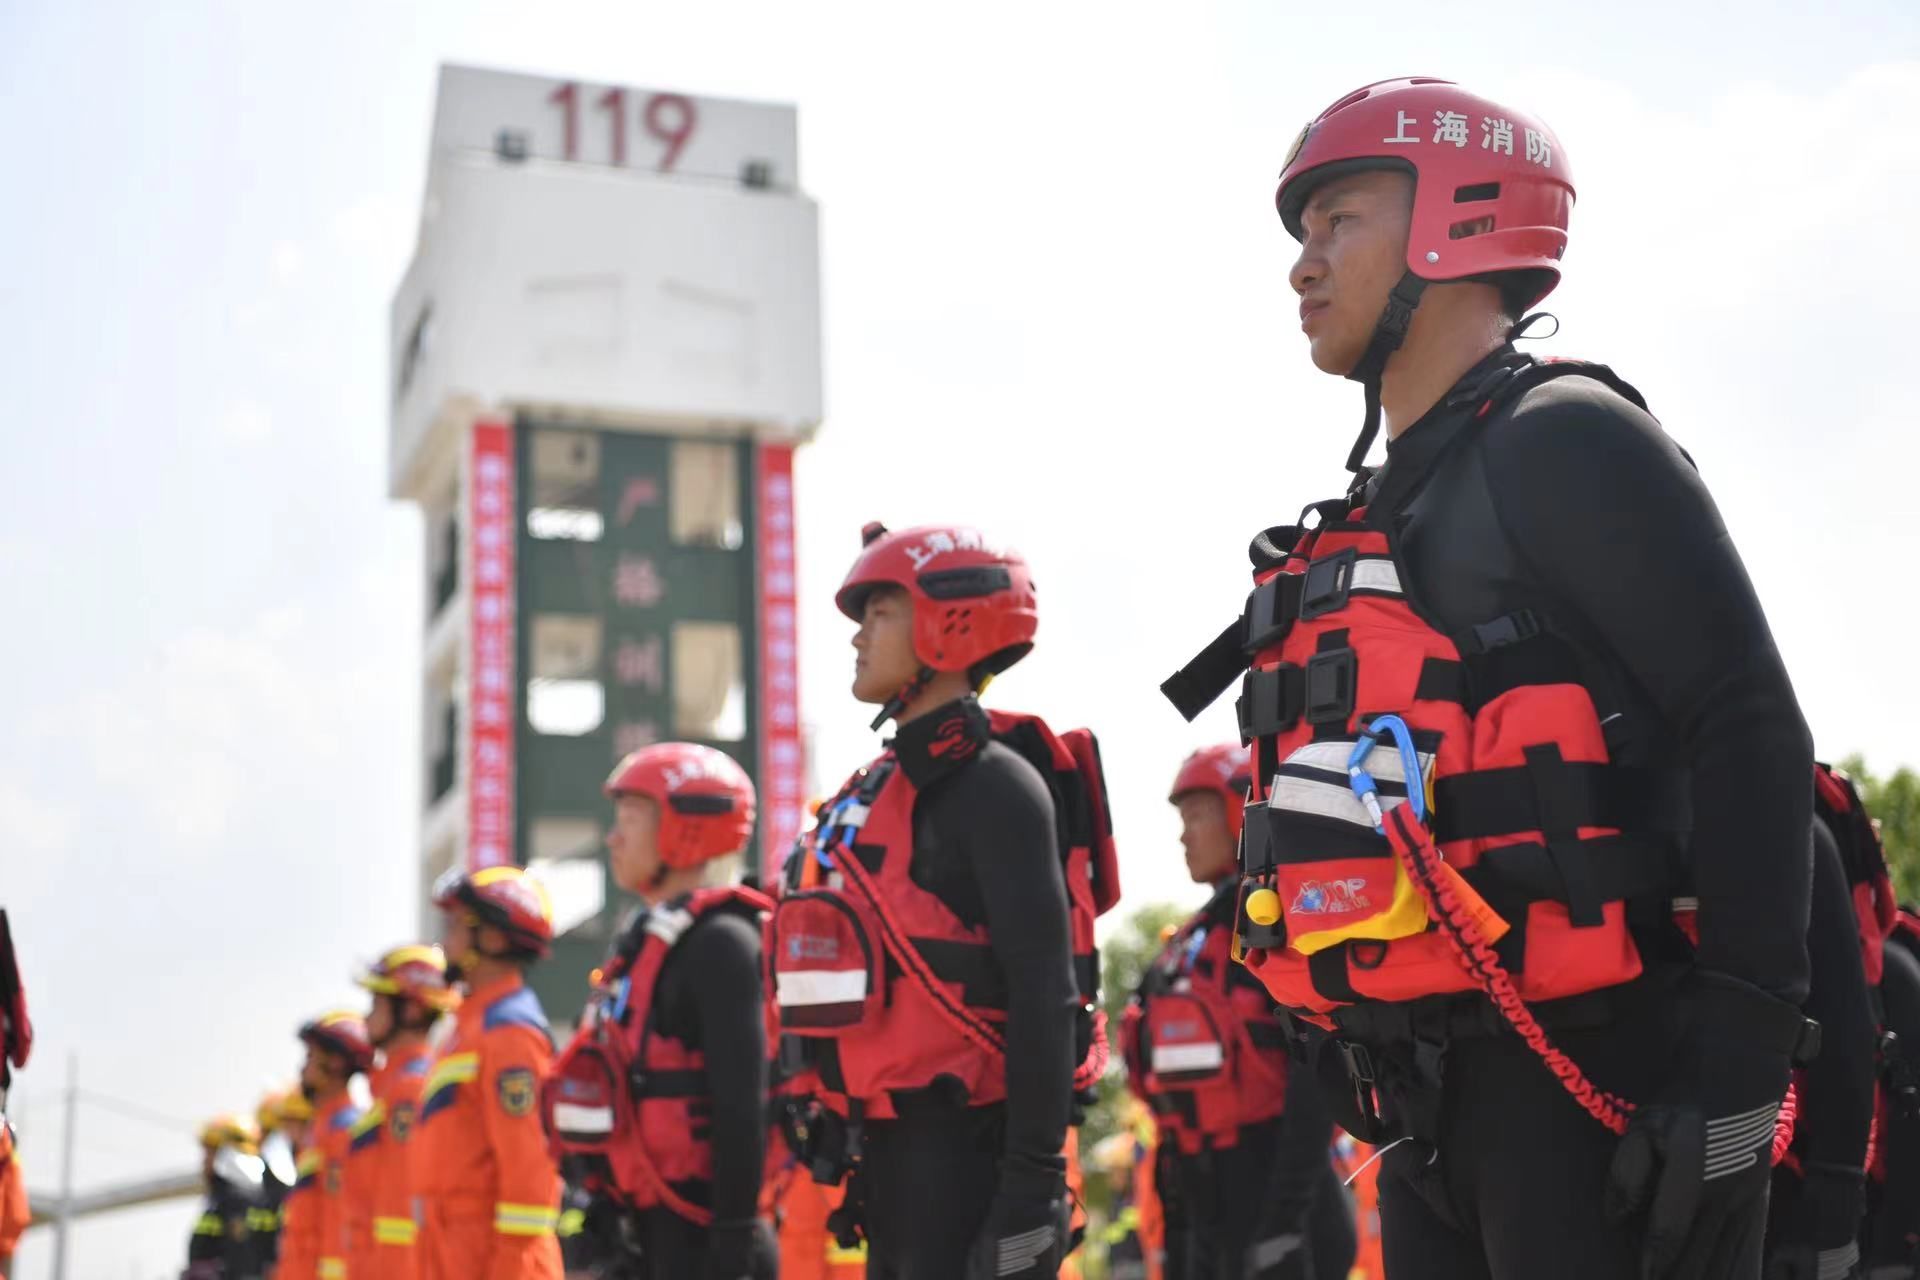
[199,1113,261,1154]
[262,1084,312,1127]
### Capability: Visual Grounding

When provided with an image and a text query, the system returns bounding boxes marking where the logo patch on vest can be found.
[497,1068,536,1118]
[1289,878,1374,916]
[787,934,839,961]
[388,1103,415,1144]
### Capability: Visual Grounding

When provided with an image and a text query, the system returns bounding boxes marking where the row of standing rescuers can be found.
[545,518,1116,1280]
[197,67,1916,1280]
[209,868,568,1280]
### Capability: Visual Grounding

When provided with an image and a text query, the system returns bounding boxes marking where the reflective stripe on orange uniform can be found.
[345,1096,385,1275]
[0,1125,27,1263]
[413,973,562,1280]
[369,1046,433,1279]
[279,1093,359,1280]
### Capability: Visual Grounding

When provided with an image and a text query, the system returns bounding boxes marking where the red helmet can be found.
[355,944,460,1012]
[605,743,758,868]
[432,865,555,958]
[298,1011,374,1075]
[1276,77,1573,306]
[836,522,1038,678]
[1169,744,1254,841]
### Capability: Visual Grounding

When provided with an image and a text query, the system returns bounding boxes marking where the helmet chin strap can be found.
[1342,271,1429,474]
[872,665,937,732]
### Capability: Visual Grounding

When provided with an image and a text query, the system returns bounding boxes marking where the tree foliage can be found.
[1836,755,1920,902]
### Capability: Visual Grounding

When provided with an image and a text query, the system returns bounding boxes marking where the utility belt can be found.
[1308,974,1669,1144]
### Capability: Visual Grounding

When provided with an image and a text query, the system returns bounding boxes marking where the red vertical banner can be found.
[756,443,804,882]
[468,417,517,871]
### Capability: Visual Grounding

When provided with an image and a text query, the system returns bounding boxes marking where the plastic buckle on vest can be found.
[1793,1017,1822,1068]
[1298,548,1358,622]
[1462,609,1542,654]
[1243,577,1302,653]
[1304,649,1357,726]
[1336,1040,1381,1134]
[1236,665,1302,744]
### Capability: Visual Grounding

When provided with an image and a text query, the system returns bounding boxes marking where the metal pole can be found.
[53,1052,75,1280]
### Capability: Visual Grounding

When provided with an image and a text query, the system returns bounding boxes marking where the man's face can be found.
[1289,169,1417,376]
[365,994,396,1046]
[851,587,921,705]
[298,1044,340,1098]
[440,912,476,982]
[606,795,663,894]
[1177,791,1236,884]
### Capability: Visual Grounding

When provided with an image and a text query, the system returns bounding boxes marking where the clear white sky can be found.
[3,2,1917,1274]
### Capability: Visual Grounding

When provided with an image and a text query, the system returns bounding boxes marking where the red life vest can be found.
[1163,361,1698,1134]
[543,885,773,1223]
[769,707,1119,1120]
[1122,889,1289,1155]
[1813,763,1899,986]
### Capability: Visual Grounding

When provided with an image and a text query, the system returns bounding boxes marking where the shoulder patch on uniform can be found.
[496,1067,536,1118]
[388,1102,416,1144]
[402,1055,431,1078]
[483,986,551,1035]
[329,1106,363,1133]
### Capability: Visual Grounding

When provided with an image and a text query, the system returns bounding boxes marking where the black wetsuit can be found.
[1341,347,1813,1278]
[861,698,1080,1280]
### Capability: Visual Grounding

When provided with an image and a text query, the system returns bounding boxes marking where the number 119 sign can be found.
[432,64,799,190]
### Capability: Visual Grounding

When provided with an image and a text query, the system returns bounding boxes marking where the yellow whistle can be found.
[1244,887,1282,927]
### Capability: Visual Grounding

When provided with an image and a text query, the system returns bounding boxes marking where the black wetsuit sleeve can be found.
[924,749,1076,1194]
[1481,381,1813,1002]
[1799,821,1877,1170]
[661,912,768,1225]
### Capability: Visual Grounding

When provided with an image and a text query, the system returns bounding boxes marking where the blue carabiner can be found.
[1345,714,1425,833]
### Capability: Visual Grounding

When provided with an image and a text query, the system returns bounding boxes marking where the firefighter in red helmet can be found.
[415,867,564,1280]
[354,944,460,1280]
[767,522,1121,1280]
[1164,77,1815,1278]
[1123,746,1354,1280]
[279,1013,373,1280]
[545,743,776,1280]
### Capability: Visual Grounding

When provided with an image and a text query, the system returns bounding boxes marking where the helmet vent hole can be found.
[1449,216,1496,241]
[1453,182,1500,204]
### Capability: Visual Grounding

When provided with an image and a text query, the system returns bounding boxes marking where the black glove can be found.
[1764,1163,1866,1280]
[1244,1229,1313,1280]
[705,1217,779,1280]
[1606,970,1812,1280]
[967,1182,1070,1279]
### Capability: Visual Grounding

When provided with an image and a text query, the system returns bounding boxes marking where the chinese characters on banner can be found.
[756,443,804,881]
[468,418,517,870]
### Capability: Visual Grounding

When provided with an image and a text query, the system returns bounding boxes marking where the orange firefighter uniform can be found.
[366,1045,433,1280]
[413,974,562,1280]
[277,1092,361,1280]
[766,1159,865,1280]
[1330,1136,1383,1280]
[0,1122,27,1271]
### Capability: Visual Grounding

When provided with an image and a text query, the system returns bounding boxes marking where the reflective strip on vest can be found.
[1268,739,1433,829]
[550,1101,616,1135]
[495,1201,560,1236]
[1346,556,1403,596]
[318,1259,346,1279]
[373,1216,419,1246]
[1150,1041,1225,1075]
[194,1213,224,1236]
[776,968,870,1007]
